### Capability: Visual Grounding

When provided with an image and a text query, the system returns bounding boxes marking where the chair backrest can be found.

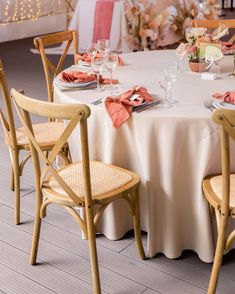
[11,88,92,208]
[212,109,235,211]
[192,19,235,29]
[34,30,78,102]
[0,58,18,150]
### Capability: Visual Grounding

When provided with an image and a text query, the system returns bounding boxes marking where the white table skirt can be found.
[69,0,129,52]
[54,50,235,262]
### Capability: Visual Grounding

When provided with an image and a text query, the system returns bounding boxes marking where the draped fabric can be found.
[92,0,115,42]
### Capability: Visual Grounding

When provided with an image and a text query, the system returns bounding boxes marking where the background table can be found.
[54,50,235,262]
[69,0,129,52]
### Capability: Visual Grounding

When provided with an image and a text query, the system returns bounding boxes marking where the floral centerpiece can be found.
[177,25,228,72]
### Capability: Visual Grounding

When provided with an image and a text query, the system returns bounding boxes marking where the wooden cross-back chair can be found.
[202,109,235,294]
[33,30,78,102]
[0,58,70,225]
[192,19,235,43]
[11,89,146,294]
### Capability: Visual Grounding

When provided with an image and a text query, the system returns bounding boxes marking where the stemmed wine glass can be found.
[158,71,172,108]
[229,50,235,77]
[86,43,97,58]
[166,63,179,104]
[104,51,119,90]
[91,53,104,92]
[97,39,110,58]
[158,64,178,108]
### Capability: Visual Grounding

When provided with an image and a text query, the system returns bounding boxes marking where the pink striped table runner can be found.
[92,0,115,42]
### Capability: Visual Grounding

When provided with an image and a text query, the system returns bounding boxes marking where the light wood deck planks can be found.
[0,34,235,294]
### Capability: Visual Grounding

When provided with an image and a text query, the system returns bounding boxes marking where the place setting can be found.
[55,39,124,93]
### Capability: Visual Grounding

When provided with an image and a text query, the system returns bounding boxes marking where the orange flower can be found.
[131,6,138,15]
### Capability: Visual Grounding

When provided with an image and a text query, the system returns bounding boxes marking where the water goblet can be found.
[158,70,172,108]
[91,56,104,92]
[164,63,179,104]
[104,51,119,91]
[229,50,235,77]
[97,39,110,57]
[87,43,97,57]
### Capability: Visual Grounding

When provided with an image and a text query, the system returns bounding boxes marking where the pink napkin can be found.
[105,86,153,128]
[60,71,119,85]
[102,78,119,84]
[60,71,96,83]
[75,52,124,66]
[92,0,115,43]
[75,52,102,64]
[213,91,235,104]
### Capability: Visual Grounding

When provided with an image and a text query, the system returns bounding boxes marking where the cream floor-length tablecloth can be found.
[54,50,235,262]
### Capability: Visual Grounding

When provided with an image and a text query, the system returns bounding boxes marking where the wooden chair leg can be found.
[133,189,146,260]
[30,193,42,265]
[208,213,228,294]
[30,214,41,265]
[9,148,15,191]
[12,150,20,225]
[10,165,14,191]
[86,206,101,294]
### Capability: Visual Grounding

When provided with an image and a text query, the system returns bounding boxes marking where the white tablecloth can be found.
[54,50,235,262]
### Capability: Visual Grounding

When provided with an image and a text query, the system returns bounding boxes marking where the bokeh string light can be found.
[0,0,76,26]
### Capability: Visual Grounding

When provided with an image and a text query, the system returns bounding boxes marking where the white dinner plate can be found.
[77,60,91,67]
[54,75,96,88]
[213,100,235,110]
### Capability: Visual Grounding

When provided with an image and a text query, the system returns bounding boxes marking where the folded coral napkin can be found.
[75,53,124,66]
[105,86,153,128]
[60,71,119,85]
[102,78,119,85]
[213,91,235,104]
[75,53,101,64]
[60,71,97,83]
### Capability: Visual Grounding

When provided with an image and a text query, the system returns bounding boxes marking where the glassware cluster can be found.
[86,39,119,91]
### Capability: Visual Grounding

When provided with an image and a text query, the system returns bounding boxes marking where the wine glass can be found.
[86,43,97,58]
[97,39,110,57]
[229,50,235,77]
[165,63,179,104]
[104,51,119,90]
[91,55,104,92]
[158,66,175,108]
[158,73,171,108]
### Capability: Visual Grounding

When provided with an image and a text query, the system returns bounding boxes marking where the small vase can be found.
[188,61,208,73]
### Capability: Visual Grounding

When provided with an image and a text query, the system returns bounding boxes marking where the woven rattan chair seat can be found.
[206,174,235,208]
[6,121,65,149]
[43,161,139,204]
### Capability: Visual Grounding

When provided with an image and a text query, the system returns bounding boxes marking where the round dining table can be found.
[54,50,235,262]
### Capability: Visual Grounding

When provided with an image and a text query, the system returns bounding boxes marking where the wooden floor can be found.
[1,28,235,294]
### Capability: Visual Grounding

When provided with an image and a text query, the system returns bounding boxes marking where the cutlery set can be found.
[92,98,161,112]
[133,100,161,112]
